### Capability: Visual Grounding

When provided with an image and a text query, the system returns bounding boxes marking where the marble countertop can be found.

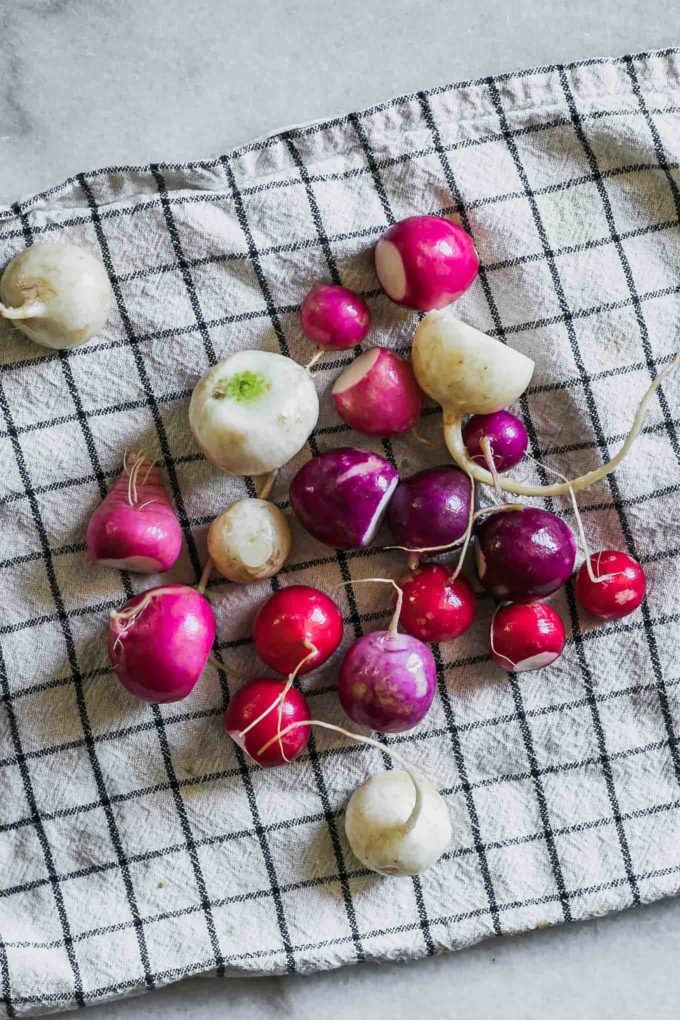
[2,1,679,1017]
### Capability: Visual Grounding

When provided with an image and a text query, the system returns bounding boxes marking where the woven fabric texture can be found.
[1,48,680,1018]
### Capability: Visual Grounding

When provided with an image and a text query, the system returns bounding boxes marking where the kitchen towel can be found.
[1,47,680,1018]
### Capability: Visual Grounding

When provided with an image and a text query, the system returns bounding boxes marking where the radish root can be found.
[110,585,177,651]
[258,470,278,501]
[480,436,502,498]
[333,577,404,635]
[305,350,325,372]
[449,471,475,582]
[489,605,517,671]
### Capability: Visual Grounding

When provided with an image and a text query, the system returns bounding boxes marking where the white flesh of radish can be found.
[374,240,407,302]
[207,497,291,583]
[331,348,380,394]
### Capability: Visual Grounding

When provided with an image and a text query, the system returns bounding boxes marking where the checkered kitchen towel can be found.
[1,46,680,1017]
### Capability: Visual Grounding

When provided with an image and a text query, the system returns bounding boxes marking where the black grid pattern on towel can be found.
[1,48,680,1017]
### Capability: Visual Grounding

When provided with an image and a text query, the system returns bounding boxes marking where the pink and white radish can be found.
[387,465,472,555]
[462,410,528,473]
[252,585,343,676]
[208,497,291,584]
[399,563,476,643]
[475,507,577,601]
[108,585,215,702]
[224,678,311,767]
[290,447,398,549]
[575,551,647,620]
[490,601,566,672]
[331,348,423,436]
[189,350,319,476]
[374,215,479,311]
[300,284,371,350]
[0,242,112,349]
[86,452,182,573]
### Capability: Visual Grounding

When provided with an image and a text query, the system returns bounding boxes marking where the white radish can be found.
[207,497,291,583]
[0,242,112,349]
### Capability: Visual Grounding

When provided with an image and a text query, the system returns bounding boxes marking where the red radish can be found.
[300,284,370,350]
[252,585,343,675]
[108,585,215,702]
[225,678,311,767]
[575,551,647,620]
[86,452,182,573]
[374,216,479,311]
[490,601,566,672]
[332,348,423,436]
[399,563,476,643]
[462,411,528,473]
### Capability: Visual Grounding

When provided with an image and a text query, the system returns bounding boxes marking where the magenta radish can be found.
[300,284,371,350]
[575,551,647,620]
[475,508,577,601]
[108,585,215,702]
[388,465,472,553]
[252,585,343,676]
[490,601,566,672]
[374,215,479,311]
[290,447,398,549]
[332,348,423,436]
[462,411,528,473]
[86,453,182,573]
[224,678,311,767]
[399,563,476,643]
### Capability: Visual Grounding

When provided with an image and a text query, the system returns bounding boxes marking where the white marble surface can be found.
[2,1,679,1017]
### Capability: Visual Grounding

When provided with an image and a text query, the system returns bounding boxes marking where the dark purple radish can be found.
[388,465,472,553]
[289,447,398,550]
[462,411,528,473]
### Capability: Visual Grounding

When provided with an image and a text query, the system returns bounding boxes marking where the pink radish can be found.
[399,563,476,643]
[332,348,423,436]
[252,585,343,676]
[108,585,215,702]
[300,284,371,350]
[374,216,479,311]
[575,551,647,620]
[490,601,566,672]
[225,678,311,767]
[86,452,182,573]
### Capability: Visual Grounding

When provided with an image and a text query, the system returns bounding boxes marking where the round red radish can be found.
[490,601,565,672]
[374,215,479,311]
[331,348,423,436]
[575,551,647,620]
[108,585,215,702]
[225,678,311,767]
[399,563,476,643]
[462,410,528,473]
[252,585,343,676]
[87,453,182,573]
[300,284,370,349]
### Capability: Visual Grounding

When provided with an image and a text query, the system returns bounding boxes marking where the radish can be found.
[224,678,311,767]
[332,347,423,436]
[399,563,476,643]
[490,601,566,672]
[413,308,680,498]
[462,410,528,473]
[86,452,182,573]
[290,447,399,549]
[300,284,371,350]
[387,465,472,556]
[475,507,577,601]
[252,585,343,676]
[575,550,647,620]
[374,215,479,311]
[207,497,291,584]
[108,585,215,702]
[189,350,319,476]
[0,242,112,349]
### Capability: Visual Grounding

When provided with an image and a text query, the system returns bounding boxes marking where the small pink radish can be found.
[462,410,528,473]
[225,678,311,767]
[575,551,647,620]
[87,452,182,573]
[399,563,476,643]
[332,348,423,436]
[300,284,371,350]
[108,585,215,702]
[252,585,343,676]
[490,601,566,672]
[374,216,479,311]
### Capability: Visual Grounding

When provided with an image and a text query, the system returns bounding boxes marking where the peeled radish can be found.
[86,453,182,573]
[399,563,476,643]
[290,447,398,549]
[462,410,528,473]
[575,551,647,620]
[388,465,472,553]
[225,678,311,767]
[0,242,112,349]
[207,498,291,583]
[490,601,566,672]
[475,508,576,601]
[300,284,371,350]
[189,350,319,476]
[374,216,479,311]
[252,585,343,676]
[332,348,423,436]
[108,585,215,702]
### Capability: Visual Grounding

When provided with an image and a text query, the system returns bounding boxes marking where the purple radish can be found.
[388,465,472,551]
[462,411,528,473]
[475,507,576,601]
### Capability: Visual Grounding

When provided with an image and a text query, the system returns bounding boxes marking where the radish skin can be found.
[490,602,566,672]
[225,679,311,767]
[575,551,647,620]
[332,348,423,436]
[252,585,343,676]
[300,284,370,350]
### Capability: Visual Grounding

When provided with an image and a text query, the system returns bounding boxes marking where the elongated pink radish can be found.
[86,453,182,573]
[332,348,423,436]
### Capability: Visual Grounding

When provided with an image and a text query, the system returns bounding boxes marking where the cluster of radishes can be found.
[3,214,675,879]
